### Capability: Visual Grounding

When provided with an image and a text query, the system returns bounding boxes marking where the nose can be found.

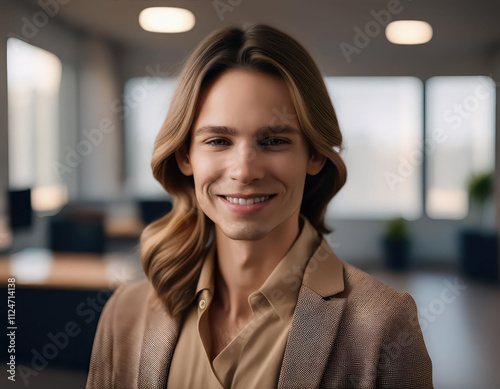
[228,143,265,184]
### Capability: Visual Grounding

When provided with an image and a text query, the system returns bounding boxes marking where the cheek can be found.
[271,157,308,190]
[191,153,221,195]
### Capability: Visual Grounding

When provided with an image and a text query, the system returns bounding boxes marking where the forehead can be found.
[192,69,299,132]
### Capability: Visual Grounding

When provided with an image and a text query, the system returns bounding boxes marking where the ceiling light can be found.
[385,20,433,45]
[139,7,195,33]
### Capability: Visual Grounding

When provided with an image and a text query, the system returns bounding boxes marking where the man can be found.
[86,24,433,389]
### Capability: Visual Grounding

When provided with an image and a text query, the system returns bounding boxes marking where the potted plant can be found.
[382,217,411,271]
[459,171,499,283]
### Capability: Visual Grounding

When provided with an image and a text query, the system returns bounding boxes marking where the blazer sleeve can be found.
[376,292,433,389]
[86,284,127,389]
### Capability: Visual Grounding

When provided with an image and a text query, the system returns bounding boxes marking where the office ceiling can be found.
[21,0,500,75]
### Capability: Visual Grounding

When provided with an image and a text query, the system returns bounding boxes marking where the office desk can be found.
[0,248,141,289]
[104,215,145,239]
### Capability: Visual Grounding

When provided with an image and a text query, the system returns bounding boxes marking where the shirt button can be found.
[199,300,206,309]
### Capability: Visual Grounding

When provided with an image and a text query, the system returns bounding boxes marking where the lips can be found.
[218,194,277,200]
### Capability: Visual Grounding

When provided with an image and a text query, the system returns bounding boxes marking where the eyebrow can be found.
[194,125,301,138]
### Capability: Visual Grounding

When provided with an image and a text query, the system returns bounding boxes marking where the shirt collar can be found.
[195,239,217,298]
[194,214,344,321]
[253,213,321,321]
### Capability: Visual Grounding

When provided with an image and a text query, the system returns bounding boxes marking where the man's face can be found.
[176,69,325,240]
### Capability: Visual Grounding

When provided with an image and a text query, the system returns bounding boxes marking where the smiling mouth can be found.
[218,194,277,205]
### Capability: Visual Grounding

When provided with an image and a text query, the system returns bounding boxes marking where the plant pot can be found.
[382,238,411,271]
[459,229,499,284]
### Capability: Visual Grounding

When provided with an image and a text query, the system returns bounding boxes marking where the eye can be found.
[263,138,289,146]
[205,138,229,146]
[204,138,290,147]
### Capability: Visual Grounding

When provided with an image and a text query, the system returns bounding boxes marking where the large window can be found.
[7,37,67,212]
[124,77,178,198]
[425,76,496,219]
[324,77,423,220]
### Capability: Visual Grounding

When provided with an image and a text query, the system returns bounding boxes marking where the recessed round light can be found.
[139,7,195,33]
[385,20,433,45]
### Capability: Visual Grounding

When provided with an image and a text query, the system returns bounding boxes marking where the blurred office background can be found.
[0,0,499,388]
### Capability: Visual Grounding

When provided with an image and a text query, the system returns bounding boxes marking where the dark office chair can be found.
[48,204,106,254]
[137,199,173,225]
[8,188,33,230]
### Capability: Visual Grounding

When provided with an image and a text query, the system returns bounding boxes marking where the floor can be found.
[8,266,499,389]
[5,367,88,389]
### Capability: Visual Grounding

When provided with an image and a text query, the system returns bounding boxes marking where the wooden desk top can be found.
[104,215,145,239]
[0,248,143,290]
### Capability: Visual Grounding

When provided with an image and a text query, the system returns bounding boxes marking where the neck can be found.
[212,212,302,322]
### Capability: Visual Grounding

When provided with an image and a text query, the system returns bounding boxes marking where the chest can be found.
[208,306,253,360]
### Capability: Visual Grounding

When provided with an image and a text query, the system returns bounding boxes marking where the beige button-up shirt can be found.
[166,214,323,389]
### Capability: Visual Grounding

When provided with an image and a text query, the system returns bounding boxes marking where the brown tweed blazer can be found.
[86,237,433,389]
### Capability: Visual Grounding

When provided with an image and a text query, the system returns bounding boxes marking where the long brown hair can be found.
[140,24,347,318]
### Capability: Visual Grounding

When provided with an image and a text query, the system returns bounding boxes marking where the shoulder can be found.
[342,261,414,307]
[338,261,431,363]
[340,261,418,318]
[98,279,153,334]
[102,278,153,313]
[333,263,433,387]
[106,277,153,307]
[87,278,156,387]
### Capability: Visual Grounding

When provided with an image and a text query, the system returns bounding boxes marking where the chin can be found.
[218,222,270,241]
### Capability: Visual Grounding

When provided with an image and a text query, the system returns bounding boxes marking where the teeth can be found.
[224,195,270,205]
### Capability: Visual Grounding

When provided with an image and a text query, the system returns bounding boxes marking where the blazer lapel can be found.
[277,237,347,389]
[137,301,183,389]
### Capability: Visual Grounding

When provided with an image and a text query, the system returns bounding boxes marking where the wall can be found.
[0,2,9,222]
[77,36,123,200]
